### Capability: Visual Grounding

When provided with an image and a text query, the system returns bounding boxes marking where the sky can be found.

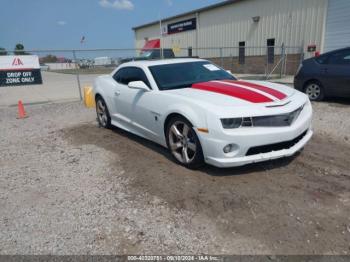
[0,0,223,51]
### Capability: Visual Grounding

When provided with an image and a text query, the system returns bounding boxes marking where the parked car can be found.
[139,48,175,59]
[119,49,175,64]
[93,58,312,169]
[294,47,350,101]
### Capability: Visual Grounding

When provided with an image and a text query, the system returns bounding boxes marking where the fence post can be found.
[72,50,82,101]
[265,47,269,78]
[220,48,223,68]
[280,43,285,78]
[299,43,305,67]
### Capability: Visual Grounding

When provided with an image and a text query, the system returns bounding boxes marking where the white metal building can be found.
[133,0,350,55]
[324,0,350,52]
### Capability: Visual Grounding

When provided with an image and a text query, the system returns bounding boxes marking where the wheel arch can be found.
[95,93,103,101]
[163,108,207,138]
[163,113,191,137]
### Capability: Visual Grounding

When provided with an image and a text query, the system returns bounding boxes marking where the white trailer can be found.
[94,57,112,66]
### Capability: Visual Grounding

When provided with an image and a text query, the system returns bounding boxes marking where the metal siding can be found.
[135,23,160,50]
[134,0,327,57]
[324,0,350,52]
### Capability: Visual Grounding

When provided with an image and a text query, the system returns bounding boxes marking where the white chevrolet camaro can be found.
[93,58,313,169]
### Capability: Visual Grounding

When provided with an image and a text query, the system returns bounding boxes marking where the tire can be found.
[95,96,112,128]
[304,81,325,101]
[166,116,204,169]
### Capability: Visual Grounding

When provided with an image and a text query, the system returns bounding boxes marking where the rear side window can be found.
[328,49,350,65]
[316,49,350,65]
[113,67,150,87]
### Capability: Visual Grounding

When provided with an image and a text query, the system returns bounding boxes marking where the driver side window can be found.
[113,67,151,88]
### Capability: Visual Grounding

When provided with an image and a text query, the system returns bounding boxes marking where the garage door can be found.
[324,0,350,52]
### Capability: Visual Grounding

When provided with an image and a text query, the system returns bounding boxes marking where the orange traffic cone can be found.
[17,100,28,119]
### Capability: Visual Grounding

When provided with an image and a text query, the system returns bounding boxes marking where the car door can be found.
[114,66,161,140]
[320,49,350,96]
[110,67,132,126]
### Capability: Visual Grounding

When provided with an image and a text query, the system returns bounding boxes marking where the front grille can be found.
[252,107,304,127]
[246,130,308,156]
[243,106,304,127]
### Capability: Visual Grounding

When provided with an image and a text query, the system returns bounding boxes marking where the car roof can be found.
[120,58,208,67]
[320,47,350,56]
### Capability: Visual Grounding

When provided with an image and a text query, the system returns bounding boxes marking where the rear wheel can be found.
[304,81,325,101]
[166,116,204,169]
[96,96,111,128]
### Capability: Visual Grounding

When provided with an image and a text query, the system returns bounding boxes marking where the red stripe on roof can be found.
[224,80,287,100]
[191,81,273,103]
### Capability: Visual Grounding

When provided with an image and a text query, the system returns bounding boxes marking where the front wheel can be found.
[166,116,204,169]
[96,96,111,128]
[304,81,325,101]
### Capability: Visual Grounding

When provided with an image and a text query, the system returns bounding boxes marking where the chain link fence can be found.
[0,45,304,107]
[174,45,303,78]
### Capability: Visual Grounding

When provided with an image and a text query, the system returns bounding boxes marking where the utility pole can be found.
[159,18,164,59]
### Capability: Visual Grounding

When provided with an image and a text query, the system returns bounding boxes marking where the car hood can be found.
[165,80,295,108]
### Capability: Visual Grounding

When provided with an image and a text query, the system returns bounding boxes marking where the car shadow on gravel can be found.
[317,97,350,106]
[107,125,299,177]
[63,123,298,177]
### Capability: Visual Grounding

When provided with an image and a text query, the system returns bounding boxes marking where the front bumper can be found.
[204,129,312,168]
[198,101,313,168]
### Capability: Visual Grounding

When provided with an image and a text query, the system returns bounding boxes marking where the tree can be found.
[14,43,25,55]
[40,54,58,63]
[0,47,7,56]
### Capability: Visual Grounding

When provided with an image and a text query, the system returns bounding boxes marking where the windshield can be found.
[149,61,236,90]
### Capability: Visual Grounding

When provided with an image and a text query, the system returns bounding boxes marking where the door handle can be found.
[114,91,120,96]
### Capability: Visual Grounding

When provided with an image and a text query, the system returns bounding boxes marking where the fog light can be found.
[223,144,235,153]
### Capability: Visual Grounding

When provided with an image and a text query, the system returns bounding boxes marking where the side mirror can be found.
[128,81,150,91]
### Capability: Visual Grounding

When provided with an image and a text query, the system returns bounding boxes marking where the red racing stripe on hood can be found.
[191,81,273,103]
[223,80,287,100]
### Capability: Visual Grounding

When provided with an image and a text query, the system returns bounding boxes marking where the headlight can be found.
[221,118,242,129]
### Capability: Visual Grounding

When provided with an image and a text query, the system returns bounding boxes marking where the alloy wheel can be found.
[305,83,321,100]
[168,121,197,164]
[96,99,108,127]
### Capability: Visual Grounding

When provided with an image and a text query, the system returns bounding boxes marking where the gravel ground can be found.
[0,100,349,255]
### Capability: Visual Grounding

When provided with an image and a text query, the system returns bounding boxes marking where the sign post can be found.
[0,55,42,87]
[72,50,83,101]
